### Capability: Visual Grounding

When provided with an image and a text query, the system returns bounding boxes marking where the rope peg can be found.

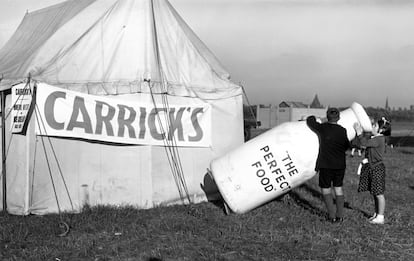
[57,221,70,237]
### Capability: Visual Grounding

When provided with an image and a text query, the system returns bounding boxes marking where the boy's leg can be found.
[332,170,345,220]
[322,188,336,220]
[320,169,336,221]
[333,186,344,219]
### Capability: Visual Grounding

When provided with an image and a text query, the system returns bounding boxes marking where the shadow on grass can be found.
[410,186,414,190]
[288,186,326,218]
[200,171,374,218]
[344,203,371,218]
[290,183,372,219]
[300,183,323,199]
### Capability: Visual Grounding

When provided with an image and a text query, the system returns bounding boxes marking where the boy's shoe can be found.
[334,217,344,223]
[369,216,384,224]
[328,217,336,223]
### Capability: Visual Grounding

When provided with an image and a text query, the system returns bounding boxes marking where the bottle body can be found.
[210,102,371,214]
[211,121,319,214]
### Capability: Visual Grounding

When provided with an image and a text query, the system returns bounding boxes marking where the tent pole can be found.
[1,89,6,212]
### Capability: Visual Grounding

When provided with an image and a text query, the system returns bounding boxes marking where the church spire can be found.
[310,94,323,108]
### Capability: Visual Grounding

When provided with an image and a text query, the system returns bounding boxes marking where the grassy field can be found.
[1,146,413,260]
[389,121,414,137]
[387,121,414,147]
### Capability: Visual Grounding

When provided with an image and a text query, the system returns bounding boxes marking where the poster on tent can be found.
[35,83,212,147]
[11,83,35,134]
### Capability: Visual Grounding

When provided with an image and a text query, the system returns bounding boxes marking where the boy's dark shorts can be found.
[318,168,345,188]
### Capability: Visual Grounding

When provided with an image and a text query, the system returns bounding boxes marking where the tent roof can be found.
[0,0,241,99]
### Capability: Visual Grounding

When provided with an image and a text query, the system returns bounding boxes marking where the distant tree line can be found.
[244,104,414,122]
[364,107,414,122]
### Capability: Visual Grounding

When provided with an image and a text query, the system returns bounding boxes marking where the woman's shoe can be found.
[369,215,384,224]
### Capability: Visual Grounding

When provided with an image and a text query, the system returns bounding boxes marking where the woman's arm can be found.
[358,135,379,148]
[353,123,379,148]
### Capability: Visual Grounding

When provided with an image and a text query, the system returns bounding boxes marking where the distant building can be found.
[278,101,326,125]
[385,97,390,111]
[310,94,324,108]
[279,101,308,108]
[252,95,327,128]
[256,104,278,129]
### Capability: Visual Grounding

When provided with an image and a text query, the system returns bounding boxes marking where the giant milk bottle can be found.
[210,102,372,214]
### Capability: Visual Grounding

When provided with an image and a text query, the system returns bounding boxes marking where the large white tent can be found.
[0,0,243,215]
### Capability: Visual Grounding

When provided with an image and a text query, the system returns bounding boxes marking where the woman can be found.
[354,118,388,224]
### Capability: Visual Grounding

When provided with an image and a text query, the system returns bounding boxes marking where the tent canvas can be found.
[0,0,243,215]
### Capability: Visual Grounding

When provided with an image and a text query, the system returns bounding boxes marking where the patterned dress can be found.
[357,135,386,195]
[358,162,386,195]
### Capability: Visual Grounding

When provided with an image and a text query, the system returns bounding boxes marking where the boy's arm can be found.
[306,116,321,132]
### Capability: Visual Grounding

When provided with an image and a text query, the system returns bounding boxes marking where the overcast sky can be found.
[1,0,414,108]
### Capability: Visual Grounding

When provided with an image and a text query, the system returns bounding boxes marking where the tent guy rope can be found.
[1,74,6,212]
[149,0,191,204]
[13,80,72,236]
[34,94,73,236]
